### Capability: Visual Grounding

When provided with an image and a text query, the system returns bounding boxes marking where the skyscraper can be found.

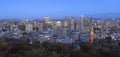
[75,21,80,31]
[43,16,50,23]
[89,17,93,26]
[64,16,68,28]
[85,16,89,26]
[25,23,33,32]
[39,21,44,31]
[70,16,75,31]
[80,15,84,26]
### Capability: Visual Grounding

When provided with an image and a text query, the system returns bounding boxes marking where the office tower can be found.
[43,16,50,23]
[33,21,37,27]
[77,17,81,26]
[64,16,68,27]
[39,21,43,31]
[56,21,62,27]
[84,16,90,32]
[85,16,89,26]
[56,21,62,34]
[70,16,75,31]
[43,20,48,30]
[75,21,80,31]
[118,20,120,26]
[25,23,33,32]
[80,15,84,26]
[89,17,93,26]
[33,21,39,31]
[90,24,94,44]
[93,21,98,28]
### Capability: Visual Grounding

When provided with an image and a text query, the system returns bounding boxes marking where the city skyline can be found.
[0,1,120,57]
[0,0,120,19]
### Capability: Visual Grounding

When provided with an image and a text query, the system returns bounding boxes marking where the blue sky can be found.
[0,0,120,19]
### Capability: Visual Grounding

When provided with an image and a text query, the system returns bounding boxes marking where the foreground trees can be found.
[0,38,31,57]
[0,38,120,57]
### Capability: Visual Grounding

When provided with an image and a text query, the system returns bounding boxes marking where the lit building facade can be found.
[70,16,75,31]
[64,16,68,28]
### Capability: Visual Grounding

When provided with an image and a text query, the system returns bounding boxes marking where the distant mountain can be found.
[91,12,120,18]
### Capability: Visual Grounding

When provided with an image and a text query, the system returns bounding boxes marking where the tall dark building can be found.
[64,16,68,28]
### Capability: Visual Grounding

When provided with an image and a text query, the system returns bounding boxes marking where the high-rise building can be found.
[89,17,93,26]
[55,21,62,34]
[25,23,33,32]
[84,16,91,32]
[90,24,94,44]
[64,16,68,27]
[43,16,50,23]
[85,16,89,26]
[70,16,75,31]
[80,15,84,26]
[56,21,62,27]
[75,21,80,31]
[39,21,44,31]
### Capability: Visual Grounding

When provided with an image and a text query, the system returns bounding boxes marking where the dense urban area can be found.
[0,16,120,57]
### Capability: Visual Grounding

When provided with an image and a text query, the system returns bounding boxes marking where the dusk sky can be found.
[0,0,120,19]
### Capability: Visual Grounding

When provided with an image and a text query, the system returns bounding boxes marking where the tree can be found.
[1,38,31,57]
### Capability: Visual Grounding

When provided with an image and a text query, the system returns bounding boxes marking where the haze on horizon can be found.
[0,0,120,19]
